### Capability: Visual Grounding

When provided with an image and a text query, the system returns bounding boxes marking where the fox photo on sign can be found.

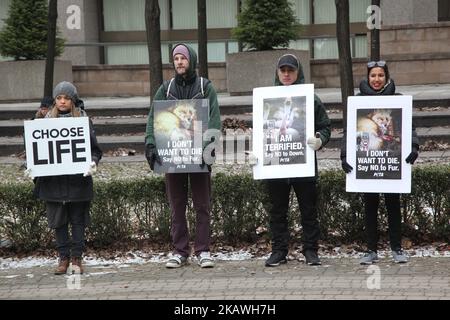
[252,84,315,180]
[153,99,209,173]
[346,95,412,193]
[24,117,92,177]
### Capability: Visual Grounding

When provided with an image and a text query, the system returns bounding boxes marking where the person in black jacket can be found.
[32,81,102,275]
[262,54,331,267]
[340,61,419,265]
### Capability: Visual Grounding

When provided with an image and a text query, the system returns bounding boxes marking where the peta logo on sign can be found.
[24,117,92,177]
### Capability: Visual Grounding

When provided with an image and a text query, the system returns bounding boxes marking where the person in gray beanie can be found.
[53,81,78,102]
[31,81,102,275]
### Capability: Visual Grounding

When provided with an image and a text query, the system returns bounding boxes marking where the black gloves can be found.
[405,146,419,164]
[341,158,353,174]
[145,144,161,171]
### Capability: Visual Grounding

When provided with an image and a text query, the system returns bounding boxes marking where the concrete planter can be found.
[226,49,310,95]
[0,60,72,102]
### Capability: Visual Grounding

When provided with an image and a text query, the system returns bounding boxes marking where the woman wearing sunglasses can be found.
[340,60,420,265]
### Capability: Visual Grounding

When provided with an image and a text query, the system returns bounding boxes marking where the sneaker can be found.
[392,250,408,263]
[304,250,321,265]
[165,254,187,268]
[198,252,215,268]
[265,251,287,267]
[359,251,379,265]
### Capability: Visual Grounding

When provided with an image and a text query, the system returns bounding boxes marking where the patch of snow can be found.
[0,247,449,271]
[86,271,118,276]
[213,250,253,261]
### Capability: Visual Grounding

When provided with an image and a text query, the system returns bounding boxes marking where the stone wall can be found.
[0,60,72,102]
[74,63,227,97]
[73,22,450,97]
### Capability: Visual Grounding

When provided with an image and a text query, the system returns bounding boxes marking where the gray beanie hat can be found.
[53,81,78,102]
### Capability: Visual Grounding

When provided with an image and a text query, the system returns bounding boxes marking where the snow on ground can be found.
[0,247,448,271]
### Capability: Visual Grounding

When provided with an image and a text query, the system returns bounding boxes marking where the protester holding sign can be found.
[340,61,419,265]
[145,44,221,269]
[259,54,331,267]
[31,81,102,275]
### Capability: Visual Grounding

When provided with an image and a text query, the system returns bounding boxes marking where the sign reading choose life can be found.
[24,117,92,177]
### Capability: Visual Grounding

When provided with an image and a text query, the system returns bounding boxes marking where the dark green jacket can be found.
[145,44,221,148]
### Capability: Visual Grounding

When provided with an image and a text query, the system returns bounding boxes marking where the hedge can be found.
[0,165,448,251]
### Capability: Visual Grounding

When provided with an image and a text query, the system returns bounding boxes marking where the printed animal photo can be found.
[263,95,306,142]
[154,101,198,142]
[356,108,402,151]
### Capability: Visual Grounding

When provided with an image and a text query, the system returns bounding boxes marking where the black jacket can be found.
[33,118,102,202]
[340,79,419,159]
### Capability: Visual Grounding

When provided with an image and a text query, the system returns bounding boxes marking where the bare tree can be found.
[44,0,57,98]
[335,0,354,126]
[370,0,380,61]
[145,0,163,100]
[197,0,208,78]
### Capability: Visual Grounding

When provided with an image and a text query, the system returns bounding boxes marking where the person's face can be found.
[277,66,298,85]
[55,95,73,113]
[368,67,386,91]
[39,106,49,116]
[173,54,189,76]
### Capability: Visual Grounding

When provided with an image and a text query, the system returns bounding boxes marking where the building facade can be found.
[1,0,449,94]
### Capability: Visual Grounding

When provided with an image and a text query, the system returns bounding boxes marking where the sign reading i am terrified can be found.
[24,117,92,178]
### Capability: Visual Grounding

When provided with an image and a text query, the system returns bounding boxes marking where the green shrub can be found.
[0,165,448,252]
[0,0,65,60]
[0,183,51,251]
[232,0,300,51]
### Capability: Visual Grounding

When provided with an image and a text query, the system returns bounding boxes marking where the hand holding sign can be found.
[24,168,34,180]
[83,161,97,177]
[307,132,322,151]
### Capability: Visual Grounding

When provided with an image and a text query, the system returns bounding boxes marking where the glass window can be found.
[313,37,337,59]
[289,39,310,51]
[172,0,197,29]
[105,44,170,64]
[352,35,367,58]
[228,41,239,54]
[438,0,450,21]
[313,0,336,24]
[103,0,145,31]
[349,0,371,23]
[207,0,238,28]
[103,0,169,31]
[290,0,310,25]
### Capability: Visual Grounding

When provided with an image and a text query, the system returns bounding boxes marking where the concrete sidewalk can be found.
[0,256,449,300]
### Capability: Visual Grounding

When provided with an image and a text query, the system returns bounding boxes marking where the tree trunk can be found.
[197,0,208,78]
[145,0,163,101]
[44,0,57,98]
[370,0,381,61]
[335,0,354,127]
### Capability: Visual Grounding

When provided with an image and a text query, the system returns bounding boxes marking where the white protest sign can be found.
[24,117,92,177]
[252,84,315,180]
[346,95,413,193]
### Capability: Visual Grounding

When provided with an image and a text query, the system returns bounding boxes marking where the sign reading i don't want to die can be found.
[24,117,92,178]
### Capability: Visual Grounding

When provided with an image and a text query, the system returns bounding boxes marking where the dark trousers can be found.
[363,193,402,252]
[52,202,88,259]
[165,172,211,257]
[267,179,320,253]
